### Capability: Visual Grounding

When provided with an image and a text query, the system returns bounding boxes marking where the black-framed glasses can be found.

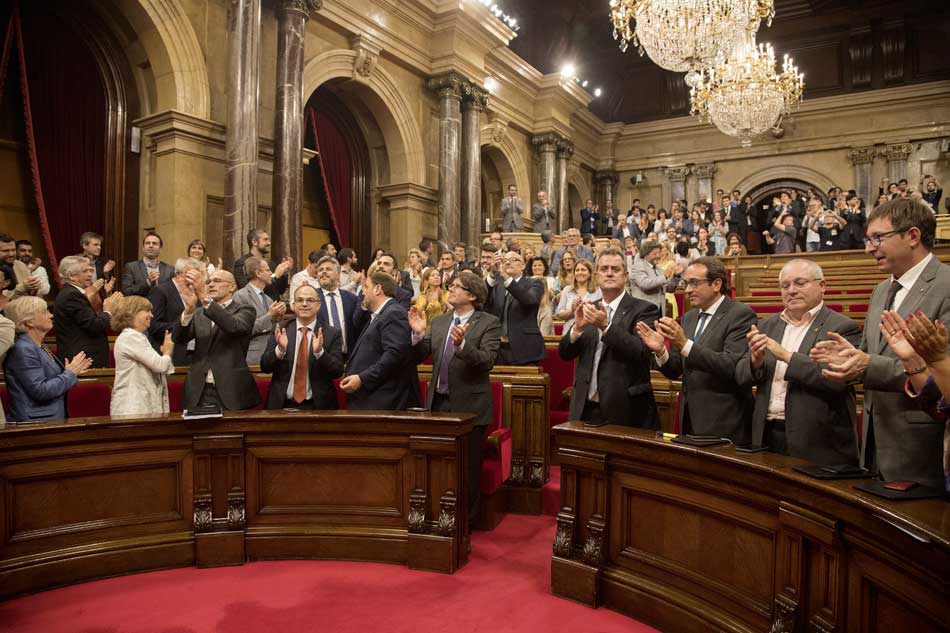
[449,282,472,294]
[863,229,902,247]
[683,278,710,288]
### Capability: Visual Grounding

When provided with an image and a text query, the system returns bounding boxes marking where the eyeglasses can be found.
[449,282,471,293]
[683,278,709,288]
[295,298,319,304]
[780,278,818,290]
[863,229,902,247]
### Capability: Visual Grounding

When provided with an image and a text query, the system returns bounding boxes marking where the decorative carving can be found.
[769,599,797,633]
[349,35,381,79]
[582,517,605,566]
[227,499,246,530]
[528,460,545,487]
[881,143,912,162]
[408,489,427,533]
[193,499,213,533]
[532,133,561,153]
[567,156,580,180]
[427,73,465,100]
[691,163,717,179]
[553,511,575,558]
[461,84,489,112]
[556,139,575,160]
[880,19,906,85]
[848,147,876,165]
[436,491,457,536]
[593,170,618,186]
[808,618,835,633]
[278,0,321,15]
[484,115,509,145]
[848,27,873,88]
[510,459,525,485]
[663,165,690,181]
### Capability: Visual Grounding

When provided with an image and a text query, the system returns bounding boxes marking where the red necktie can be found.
[293,327,309,403]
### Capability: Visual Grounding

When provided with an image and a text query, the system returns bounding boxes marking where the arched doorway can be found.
[745,178,822,234]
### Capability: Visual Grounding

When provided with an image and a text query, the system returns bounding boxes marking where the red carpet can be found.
[0,514,657,633]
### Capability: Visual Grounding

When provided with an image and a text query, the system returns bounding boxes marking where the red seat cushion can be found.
[553,322,563,336]
[0,386,9,416]
[254,379,270,410]
[168,380,186,413]
[539,347,575,416]
[67,383,112,417]
[753,304,783,314]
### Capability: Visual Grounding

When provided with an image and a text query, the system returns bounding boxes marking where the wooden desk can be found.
[0,411,473,599]
[550,423,950,633]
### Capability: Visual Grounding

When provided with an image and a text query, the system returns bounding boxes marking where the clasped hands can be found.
[571,300,609,334]
[634,317,687,352]
[274,323,324,356]
[409,307,468,346]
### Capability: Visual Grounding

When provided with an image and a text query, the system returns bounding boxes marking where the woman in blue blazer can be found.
[3,296,93,422]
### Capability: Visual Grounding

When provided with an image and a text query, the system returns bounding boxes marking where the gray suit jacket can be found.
[735,306,863,466]
[628,256,678,316]
[232,283,275,365]
[500,196,523,232]
[532,203,556,233]
[413,311,501,426]
[658,297,757,443]
[861,255,950,488]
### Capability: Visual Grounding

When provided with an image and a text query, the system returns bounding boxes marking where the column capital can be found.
[662,165,690,182]
[532,132,561,153]
[848,147,876,165]
[350,34,381,79]
[428,73,466,100]
[276,0,321,15]
[881,143,913,161]
[691,163,717,179]
[556,139,574,160]
[593,170,618,185]
[461,83,489,112]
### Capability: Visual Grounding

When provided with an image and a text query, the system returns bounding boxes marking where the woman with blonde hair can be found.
[405,248,424,299]
[554,251,577,297]
[554,259,602,330]
[109,295,175,416]
[413,266,450,330]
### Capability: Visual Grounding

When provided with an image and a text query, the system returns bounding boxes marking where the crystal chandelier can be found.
[689,35,804,147]
[609,0,774,86]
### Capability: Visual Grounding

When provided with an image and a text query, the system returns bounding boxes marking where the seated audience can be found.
[551,228,593,275]
[110,295,176,417]
[260,283,344,410]
[486,250,546,365]
[555,259,602,330]
[55,255,122,368]
[3,296,93,422]
[528,256,556,293]
[629,240,682,317]
[232,256,287,365]
[233,229,292,298]
[414,267,450,329]
[148,257,205,366]
[724,231,748,257]
[122,231,174,297]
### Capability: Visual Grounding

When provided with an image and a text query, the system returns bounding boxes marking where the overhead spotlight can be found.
[582,80,589,87]
[509,18,517,27]
[484,77,499,93]
[594,87,603,97]
[560,63,576,79]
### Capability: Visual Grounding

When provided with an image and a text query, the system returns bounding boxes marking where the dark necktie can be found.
[501,290,512,337]
[437,317,461,394]
[694,312,710,341]
[327,292,345,353]
[883,280,902,311]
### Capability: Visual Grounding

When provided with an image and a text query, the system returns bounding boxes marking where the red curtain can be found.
[308,108,352,248]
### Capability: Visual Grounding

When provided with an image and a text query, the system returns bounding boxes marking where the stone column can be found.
[692,163,717,201]
[663,166,690,208]
[460,85,488,259]
[271,0,320,266]
[882,143,913,185]
[593,170,618,230]
[222,0,263,267]
[532,133,560,229]
[428,73,465,246]
[555,140,574,234]
[848,147,876,206]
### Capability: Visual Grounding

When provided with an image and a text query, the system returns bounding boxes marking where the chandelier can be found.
[609,0,775,87]
[689,35,804,147]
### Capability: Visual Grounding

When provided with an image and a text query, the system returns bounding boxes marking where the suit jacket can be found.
[344,299,420,410]
[232,254,289,300]
[231,283,276,365]
[533,203,556,233]
[172,301,260,410]
[487,275,546,364]
[628,256,678,316]
[658,297,757,444]
[579,207,598,234]
[735,307,863,465]
[559,294,661,427]
[860,255,950,488]
[121,259,174,297]
[0,315,12,422]
[501,196,523,232]
[315,286,363,355]
[259,321,345,409]
[148,279,192,366]
[412,311,501,426]
[3,333,77,422]
[54,284,111,368]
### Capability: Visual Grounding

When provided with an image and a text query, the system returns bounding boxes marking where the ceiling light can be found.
[594,88,602,97]
[560,63,576,79]
[484,77,499,93]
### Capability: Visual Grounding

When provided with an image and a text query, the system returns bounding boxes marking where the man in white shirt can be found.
[289,250,323,299]
[15,240,50,297]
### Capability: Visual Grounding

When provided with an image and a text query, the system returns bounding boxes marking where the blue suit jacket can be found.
[316,287,364,354]
[3,334,77,422]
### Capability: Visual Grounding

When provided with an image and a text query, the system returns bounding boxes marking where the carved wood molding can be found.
[553,510,576,558]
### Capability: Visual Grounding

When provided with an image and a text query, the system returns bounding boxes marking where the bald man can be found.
[174,268,261,411]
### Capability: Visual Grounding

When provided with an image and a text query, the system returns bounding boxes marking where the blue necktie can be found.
[694,312,710,341]
[437,317,461,394]
[327,291,345,352]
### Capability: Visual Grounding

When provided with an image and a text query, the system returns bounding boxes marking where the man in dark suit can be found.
[148,257,205,366]
[638,256,757,443]
[723,194,748,244]
[579,199,598,235]
[309,255,364,356]
[372,252,413,310]
[560,248,661,427]
[79,231,115,288]
[232,228,293,299]
[173,268,260,410]
[735,260,862,464]
[54,255,122,368]
[409,270,501,522]
[121,231,174,297]
[340,271,420,410]
[486,250,545,365]
[260,283,344,410]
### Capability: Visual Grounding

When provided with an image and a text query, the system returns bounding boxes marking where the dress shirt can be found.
[322,288,347,348]
[289,269,320,299]
[411,308,473,351]
[654,293,727,365]
[566,292,622,401]
[274,319,323,401]
[766,302,824,420]
[370,298,392,321]
[891,253,933,311]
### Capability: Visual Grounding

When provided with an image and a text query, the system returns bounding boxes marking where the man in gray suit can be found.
[735,260,862,465]
[409,269,501,524]
[232,256,287,364]
[532,190,556,234]
[121,231,174,297]
[628,240,683,316]
[814,199,949,488]
[638,256,757,443]
[500,184,523,232]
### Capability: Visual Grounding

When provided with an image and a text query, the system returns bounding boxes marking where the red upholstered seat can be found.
[168,380,185,413]
[67,383,112,417]
[750,290,781,297]
[0,386,9,416]
[254,379,270,410]
[753,304,784,315]
[553,322,563,336]
[482,380,512,493]
[539,347,575,426]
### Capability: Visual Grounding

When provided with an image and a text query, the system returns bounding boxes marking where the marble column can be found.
[532,133,560,230]
[692,163,717,201]
[663,165,690,208]
[428,73,465,246]
[555,140,574,234]
[222,0,262,267]
[882,143,913,185]
[271,0,320,267]
[848,147,876,206]
[460,85,488,259]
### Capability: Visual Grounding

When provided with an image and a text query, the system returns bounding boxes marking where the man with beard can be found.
[233,228,293,299]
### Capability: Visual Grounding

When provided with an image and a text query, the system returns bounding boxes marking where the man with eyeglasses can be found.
[486,250,545,365]
[812,198,950,489]
[175,268,260,410]
[409,270,500,525]
[734,260,862,464]
[638,256,757,443]
[259,283,344,410]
